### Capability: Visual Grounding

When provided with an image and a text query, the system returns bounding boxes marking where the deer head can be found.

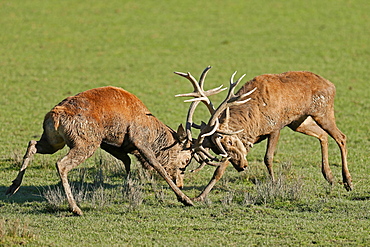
[161,124,192,189]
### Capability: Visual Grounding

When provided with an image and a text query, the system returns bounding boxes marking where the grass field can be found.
[0,0,369,246]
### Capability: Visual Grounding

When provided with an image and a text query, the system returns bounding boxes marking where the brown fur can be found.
[6,86,193,215]
[193,71,352,201]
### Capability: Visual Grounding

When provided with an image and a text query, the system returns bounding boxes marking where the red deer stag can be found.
[6,86,194,215]
[175,66,352,201]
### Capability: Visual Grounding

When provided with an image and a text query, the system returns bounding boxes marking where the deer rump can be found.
[176,68,352,202]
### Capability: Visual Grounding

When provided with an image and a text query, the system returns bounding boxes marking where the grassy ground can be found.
[0,0,369,246]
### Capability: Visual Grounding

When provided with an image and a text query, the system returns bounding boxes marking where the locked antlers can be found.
[175,66,256,167]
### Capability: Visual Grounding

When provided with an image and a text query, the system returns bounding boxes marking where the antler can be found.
[174,66,227,142]
[204,71,257,137]
[189,71,255,157]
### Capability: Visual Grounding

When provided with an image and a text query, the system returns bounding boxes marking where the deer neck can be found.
[218,106,255,146]
[152,124,181,164]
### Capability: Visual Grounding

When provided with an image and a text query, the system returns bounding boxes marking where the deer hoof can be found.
[178,196,194,206]
[192,196,205,202]
[5,183,21,196]
[184,201,194,206]
[71,207,83,216]
[344,181,353,191]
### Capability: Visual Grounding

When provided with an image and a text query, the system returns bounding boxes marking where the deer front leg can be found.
[264,131,280,182]
[100,143,131,174]
[194,159,229,202]
[134,143,194,206]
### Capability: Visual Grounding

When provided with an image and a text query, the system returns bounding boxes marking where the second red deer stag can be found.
[175,66,352,201]
[6,86,193,215]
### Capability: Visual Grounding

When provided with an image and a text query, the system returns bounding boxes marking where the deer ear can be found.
[176,124,187,143]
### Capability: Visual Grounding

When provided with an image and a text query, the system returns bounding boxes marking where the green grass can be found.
[0,0,369,246]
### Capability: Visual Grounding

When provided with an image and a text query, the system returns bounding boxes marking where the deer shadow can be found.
[0,185,45,204]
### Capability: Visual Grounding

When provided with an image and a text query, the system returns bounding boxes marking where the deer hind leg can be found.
[194,160,229,202]
[264,130,281,182]
[6,136,65,196]
[312,114,353,191]
[289,117,334,185]
[119,154,131,174]
[56,144,99,216]
[100,143,131,174]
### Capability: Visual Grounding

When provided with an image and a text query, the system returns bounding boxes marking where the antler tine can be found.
[212,135,228,157]
[174,66,211,89]
[199,65,212,90]
[189,161,207,173]
[174,71,204,98]
[191,151,230,174]
[184,100,201,141]
[207,71,248,127]
[174,66,210,98]
[201,118,220,138]
[240,87,257,101]
[229,71,244,94]
[193,151,223,167]
[197,145,218,160]
[226,71,247,103]
[175,66,227,112]
[182,84,226,103]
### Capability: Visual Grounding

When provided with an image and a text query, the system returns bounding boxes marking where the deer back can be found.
[225,71,336,143]
[43,86,186,163]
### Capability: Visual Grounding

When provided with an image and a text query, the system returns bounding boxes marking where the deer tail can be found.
[45,106,64,131]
